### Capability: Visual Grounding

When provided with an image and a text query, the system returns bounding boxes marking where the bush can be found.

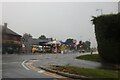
[92,13,120,63]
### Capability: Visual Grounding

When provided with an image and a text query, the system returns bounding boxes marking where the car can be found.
[79,49,85,53]
[34,46,42,53]
[3,47,14,54]
[44,46,51,53]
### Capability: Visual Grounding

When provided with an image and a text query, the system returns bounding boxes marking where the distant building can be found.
[22,35,53,53]
[2,23,22,54]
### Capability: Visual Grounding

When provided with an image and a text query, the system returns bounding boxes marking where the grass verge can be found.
[76,54,120,70]
[49,65,119,79]
[76,54,101,62]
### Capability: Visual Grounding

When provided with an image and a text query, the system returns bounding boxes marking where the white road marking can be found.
[21,60,30,70]
[37,70,45,73]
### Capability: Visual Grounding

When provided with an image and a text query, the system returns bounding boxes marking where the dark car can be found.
[2,47,14,54]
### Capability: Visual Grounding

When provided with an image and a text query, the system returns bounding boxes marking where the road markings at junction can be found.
[21,60,30,70]
[22,60,68,79]
[27,60,68,78]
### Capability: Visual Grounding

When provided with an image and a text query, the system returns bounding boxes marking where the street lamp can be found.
[96,9,103,15]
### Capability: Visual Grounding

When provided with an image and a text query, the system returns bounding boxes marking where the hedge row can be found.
[92,13,120,63]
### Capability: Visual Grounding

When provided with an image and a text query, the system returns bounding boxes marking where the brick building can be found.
[2,23,22,54]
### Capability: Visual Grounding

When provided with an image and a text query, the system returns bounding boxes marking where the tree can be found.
[77,40,91,52]
[77,40,83,50]
[65,38,74,50]
[84,41,91,51]
[39,35,46,40]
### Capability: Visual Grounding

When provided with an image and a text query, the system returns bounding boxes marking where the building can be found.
[2,23,22,54]
[22,35,53,53]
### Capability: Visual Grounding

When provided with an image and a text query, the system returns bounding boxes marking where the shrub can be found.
[92,13,120,63]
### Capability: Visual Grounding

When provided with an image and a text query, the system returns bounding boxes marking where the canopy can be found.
[39,42,48,46]
[46,40,61,45]
[60,41,66,44]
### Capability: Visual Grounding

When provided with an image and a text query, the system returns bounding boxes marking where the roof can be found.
[2,25,21,37]
[27,38,51,45]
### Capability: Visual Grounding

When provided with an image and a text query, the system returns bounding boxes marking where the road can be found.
[33,52,101,69]
[2,53,54,79]
[2,52,101,80]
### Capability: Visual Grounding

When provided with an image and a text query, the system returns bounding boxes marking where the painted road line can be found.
[37,70,45,73]
[26,62,40,71]
[27,60,68,78]
[21,60,30,70]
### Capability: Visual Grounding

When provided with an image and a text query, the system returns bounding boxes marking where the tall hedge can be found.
[92,13,120,63]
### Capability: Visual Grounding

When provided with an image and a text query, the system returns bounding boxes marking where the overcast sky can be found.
[1,2,118,47]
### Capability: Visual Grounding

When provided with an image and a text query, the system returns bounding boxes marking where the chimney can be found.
[2,23,7,32]
[4,23,7,28]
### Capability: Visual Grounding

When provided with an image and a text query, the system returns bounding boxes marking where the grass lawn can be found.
[76,54,101,62]
[49,65,119,79]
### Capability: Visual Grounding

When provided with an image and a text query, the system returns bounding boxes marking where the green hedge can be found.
[92,13,120,63]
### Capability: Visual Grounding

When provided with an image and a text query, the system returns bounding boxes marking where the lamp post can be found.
[96,9,103,15]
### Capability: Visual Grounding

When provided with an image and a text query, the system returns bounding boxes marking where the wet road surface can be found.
[2,54,53,79]
[2,52,101,80]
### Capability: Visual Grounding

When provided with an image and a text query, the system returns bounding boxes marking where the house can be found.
[2,23,22,54]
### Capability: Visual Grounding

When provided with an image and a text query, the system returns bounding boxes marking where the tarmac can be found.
[33,52,102,69]
[28,52,104,79]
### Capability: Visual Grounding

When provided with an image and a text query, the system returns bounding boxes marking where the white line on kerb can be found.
[21,60,30,70]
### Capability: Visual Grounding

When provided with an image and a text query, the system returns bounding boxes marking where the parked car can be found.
[32,45,42,53]
[44,46,51,53]
[35,46,42,53]
[79,49,85,53]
